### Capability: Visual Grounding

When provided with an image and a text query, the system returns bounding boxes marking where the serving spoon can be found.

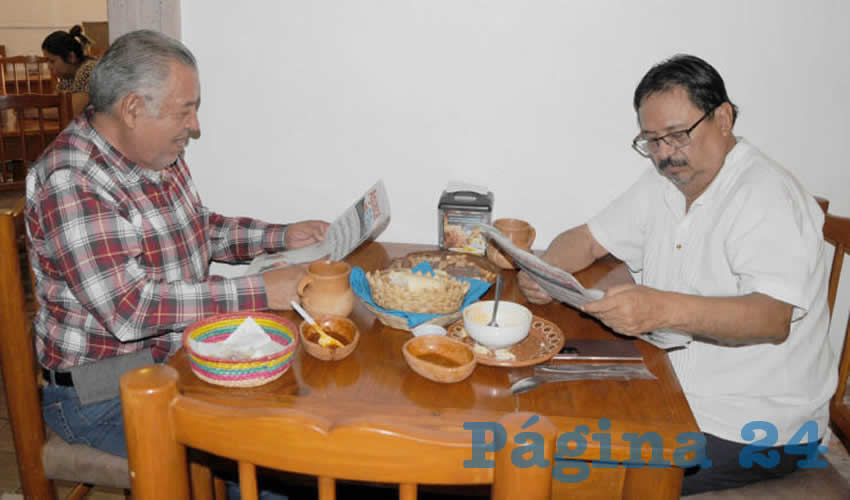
[487,275,504,327]
[509,376,547,394]
[290,301,343,348]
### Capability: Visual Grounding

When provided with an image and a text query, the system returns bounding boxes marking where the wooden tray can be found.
[446,316,565,367]
[388,250,500,283]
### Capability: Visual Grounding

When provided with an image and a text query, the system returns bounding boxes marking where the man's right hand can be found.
[517,271,553,304]
[262,264,309,310]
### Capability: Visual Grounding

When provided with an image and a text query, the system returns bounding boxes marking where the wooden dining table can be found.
[168,241,698,499]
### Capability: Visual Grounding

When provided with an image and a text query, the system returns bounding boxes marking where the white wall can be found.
[0,0,106,55]
[181,0,850,243]
[181,0,850,353]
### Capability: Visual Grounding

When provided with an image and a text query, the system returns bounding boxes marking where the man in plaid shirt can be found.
[26,30,328,459]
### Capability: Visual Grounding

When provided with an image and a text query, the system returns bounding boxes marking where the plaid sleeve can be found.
[206,209,288,263]
[36,169,269,342]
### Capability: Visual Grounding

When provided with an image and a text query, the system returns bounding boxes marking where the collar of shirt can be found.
[79,107,175,185]
[662,137,751,217]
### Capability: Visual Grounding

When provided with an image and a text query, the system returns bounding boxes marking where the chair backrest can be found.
[82,22,110,58]
[0,56,54,95]
[824,212,850,448]
[0,193,52,498]
[0,192,130,499]
[121,364,557,500]
[0,93,72,191]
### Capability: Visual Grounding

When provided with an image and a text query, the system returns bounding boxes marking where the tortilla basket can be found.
[183,312,298,387]
[366,268,469,315]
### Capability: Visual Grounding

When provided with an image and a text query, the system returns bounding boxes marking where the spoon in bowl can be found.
[487,275,504,327]
[290,301,343,348]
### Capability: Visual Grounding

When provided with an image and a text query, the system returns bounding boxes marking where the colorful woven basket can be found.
[182,312,298,388]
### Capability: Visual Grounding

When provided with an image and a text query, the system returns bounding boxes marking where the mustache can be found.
[657,157,689,171]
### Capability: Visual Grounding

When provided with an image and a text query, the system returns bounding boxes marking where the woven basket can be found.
[182,312,298,387]
[366,268,470,314]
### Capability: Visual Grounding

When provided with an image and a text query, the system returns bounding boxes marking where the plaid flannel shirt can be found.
[26,110,287,370]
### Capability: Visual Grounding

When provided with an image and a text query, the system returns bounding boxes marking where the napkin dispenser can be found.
[438,187,493,255]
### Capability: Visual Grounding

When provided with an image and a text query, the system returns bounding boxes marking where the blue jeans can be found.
[681,432,817,495]
[41,384,128,458]
[226,481,288,500]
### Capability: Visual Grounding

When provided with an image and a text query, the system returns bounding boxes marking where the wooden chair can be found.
[811,196,850,448]
[825,212,850,449]
[0,56,55,95]
[0,192,131,499]
[0,93,72,191]
[121,364,557,500]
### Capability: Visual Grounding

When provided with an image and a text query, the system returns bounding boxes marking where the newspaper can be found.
[245,180,390,275]
[475,224,603,308]
[476,223,693,351]
[640,329,692,350]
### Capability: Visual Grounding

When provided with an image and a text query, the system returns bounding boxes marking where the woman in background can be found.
[42,25,97,116]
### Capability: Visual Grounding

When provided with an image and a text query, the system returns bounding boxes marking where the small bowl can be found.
[403,335,476,383]
[299,316,360,361]
[411,324,448,337]
[462,301,532,349]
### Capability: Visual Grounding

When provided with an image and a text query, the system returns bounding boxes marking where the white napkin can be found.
[445,181,489,195]
[190,317,285,360]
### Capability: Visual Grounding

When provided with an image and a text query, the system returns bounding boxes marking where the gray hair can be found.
[89,30,197,115]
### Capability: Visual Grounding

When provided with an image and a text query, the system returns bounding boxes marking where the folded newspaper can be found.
[245,180,390,275]
[476,224,692,350]
[475,224,603,308]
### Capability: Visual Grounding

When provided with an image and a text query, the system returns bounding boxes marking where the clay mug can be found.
[296,260,355,318]
[486,218,536,270]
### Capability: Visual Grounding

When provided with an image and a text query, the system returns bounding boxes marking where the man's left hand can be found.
[581,284,670,336]
[285,220,330,249]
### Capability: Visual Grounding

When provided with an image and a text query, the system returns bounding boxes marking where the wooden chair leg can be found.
[399,483,417,500]
[318,476,335,500]
[190,462,214,500]
[214,478,227,500]
[66,484,92,500]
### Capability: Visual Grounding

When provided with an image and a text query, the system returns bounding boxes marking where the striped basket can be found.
[182,312,298,388]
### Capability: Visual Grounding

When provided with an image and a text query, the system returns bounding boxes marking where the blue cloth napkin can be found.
[350,261,492,328]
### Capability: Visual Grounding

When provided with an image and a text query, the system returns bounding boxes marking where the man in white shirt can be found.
[518,54,836,495]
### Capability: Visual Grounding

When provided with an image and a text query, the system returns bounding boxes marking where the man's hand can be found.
[285,220,330,249]
[581,284,670,336]
[517,271,553,304]
[262,264,309,310]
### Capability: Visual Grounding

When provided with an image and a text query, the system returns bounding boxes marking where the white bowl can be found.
[462,301,532,349]
[412,324,448,337]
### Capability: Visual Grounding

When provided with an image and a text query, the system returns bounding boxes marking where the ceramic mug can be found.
[296,260,355,318]
[486,218,537,270]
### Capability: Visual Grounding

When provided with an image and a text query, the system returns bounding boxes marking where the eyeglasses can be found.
[631,106,718,158]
